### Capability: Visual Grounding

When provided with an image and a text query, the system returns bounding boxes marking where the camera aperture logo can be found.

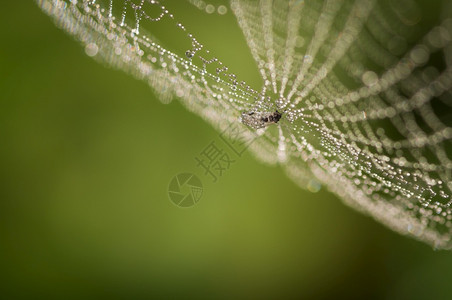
[168,173,203,208]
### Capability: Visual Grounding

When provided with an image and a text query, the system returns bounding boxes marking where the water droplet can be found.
[307,180,321,193]
[303,55,312,64]
[217,5,227,15]
[85,43,99,57]
[206,4,215,14]
[185,50,194,59]
[410,46,429,65]
[362,71,378,86]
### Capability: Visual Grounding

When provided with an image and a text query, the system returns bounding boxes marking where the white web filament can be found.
[38,0,452,249]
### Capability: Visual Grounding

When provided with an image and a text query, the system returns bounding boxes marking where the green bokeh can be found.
[1,1,452,299]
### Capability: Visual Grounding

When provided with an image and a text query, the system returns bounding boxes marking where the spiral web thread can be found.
[37,0,452,249]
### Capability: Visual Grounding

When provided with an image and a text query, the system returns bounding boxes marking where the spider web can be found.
[37,0,452,249]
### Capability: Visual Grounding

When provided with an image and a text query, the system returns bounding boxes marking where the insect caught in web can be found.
[240,110,282,129]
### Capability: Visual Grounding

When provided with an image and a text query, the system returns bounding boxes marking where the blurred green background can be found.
[1,1,452,299]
